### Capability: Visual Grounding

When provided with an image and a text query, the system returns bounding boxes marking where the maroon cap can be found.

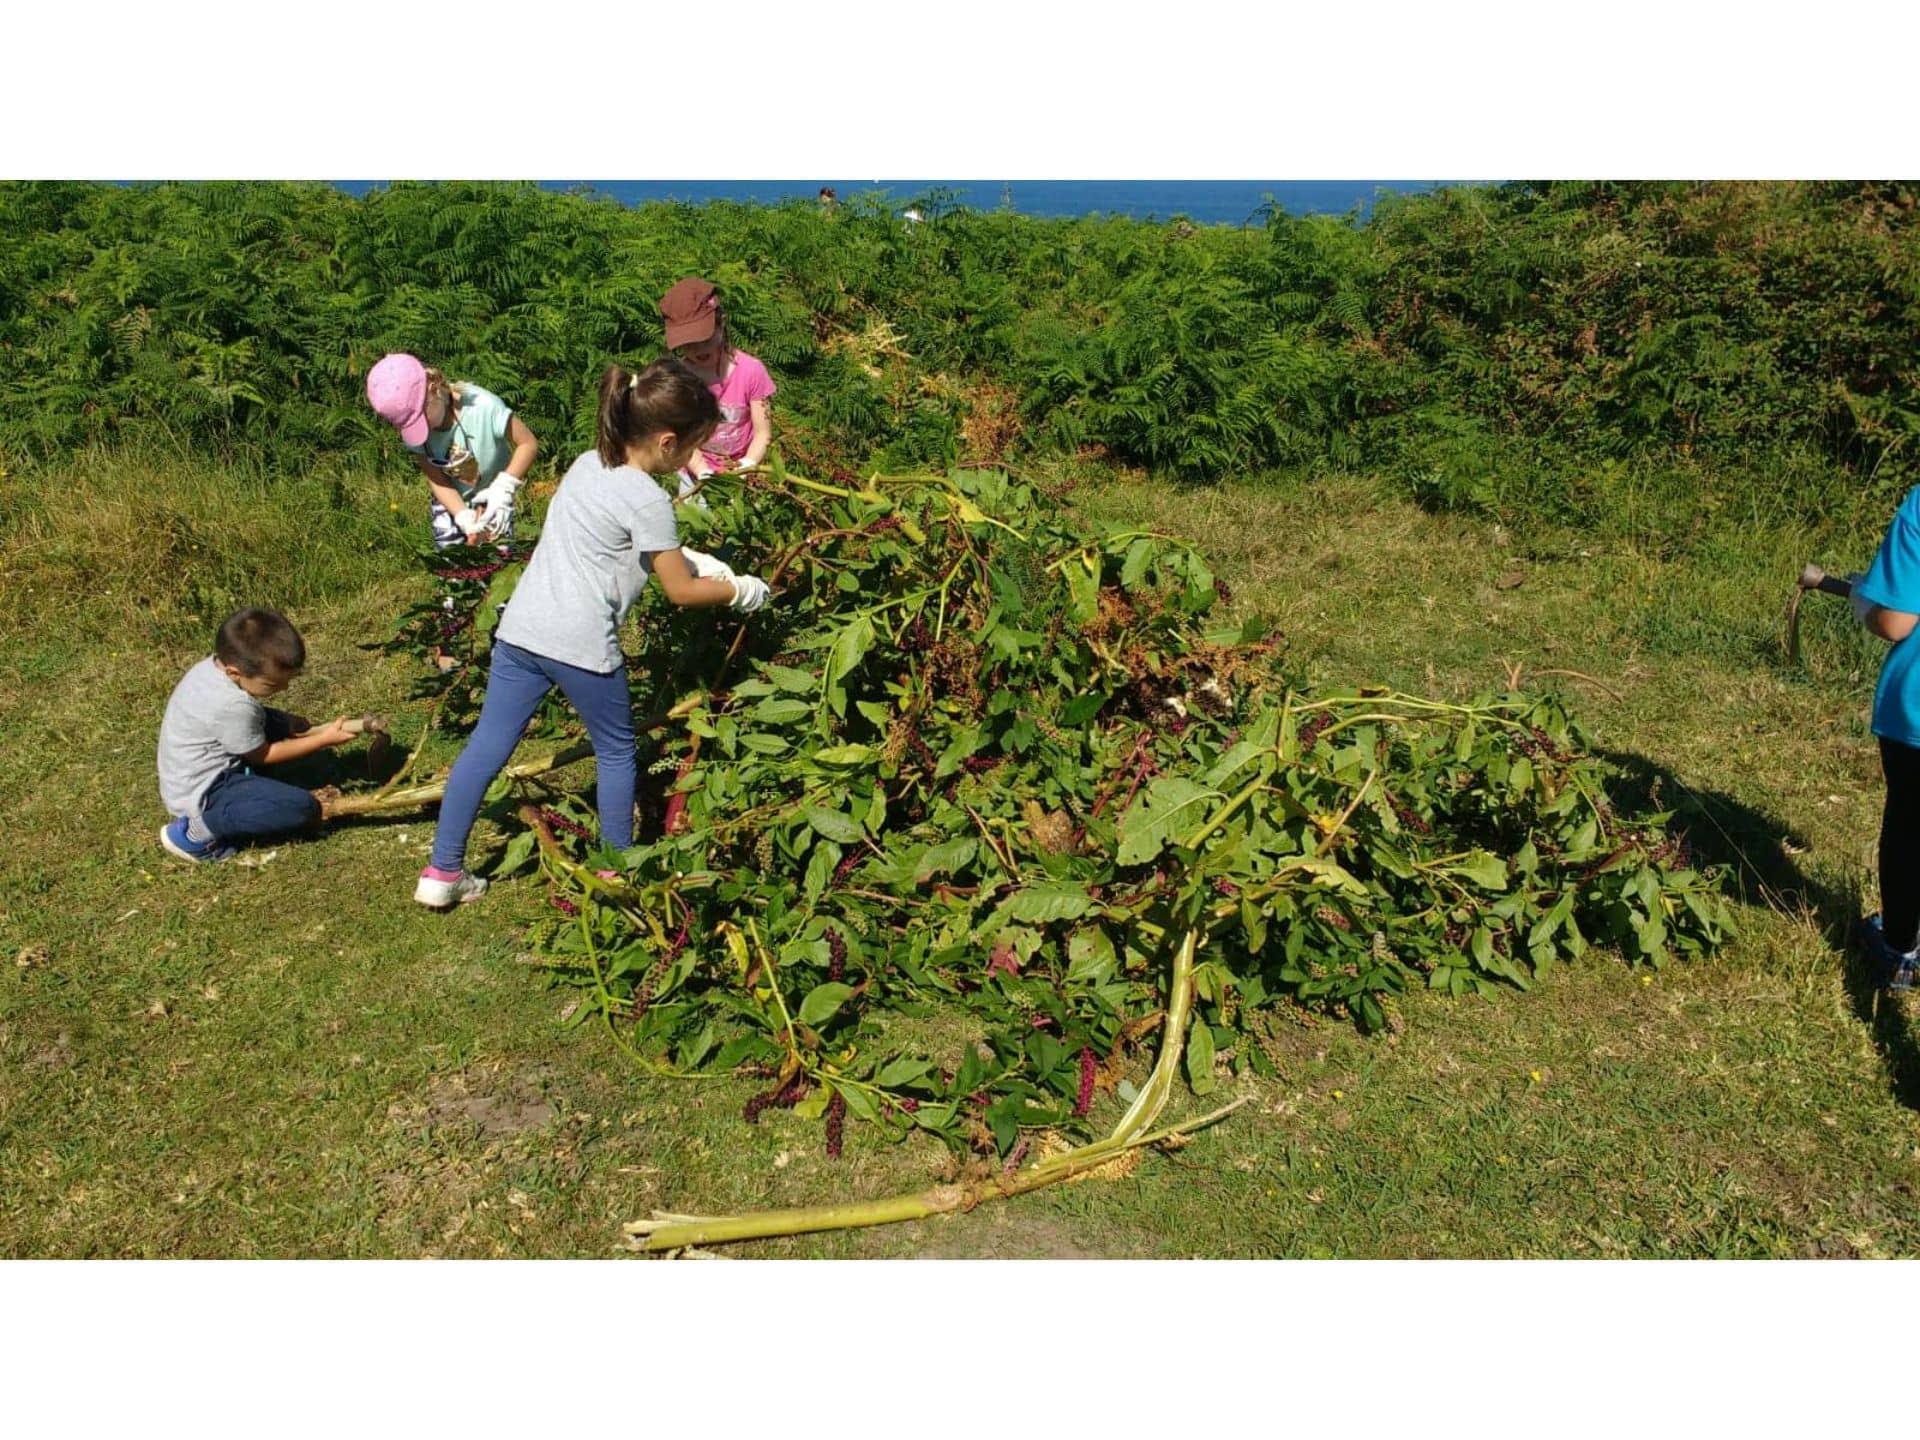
[658,277,720,348]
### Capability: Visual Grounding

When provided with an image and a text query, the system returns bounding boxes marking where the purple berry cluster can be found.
[825,1090,846,1159]
[827,928,847,981]
[743,1072,812,1124]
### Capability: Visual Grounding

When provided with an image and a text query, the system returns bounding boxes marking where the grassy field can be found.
[2,452,1917,1258]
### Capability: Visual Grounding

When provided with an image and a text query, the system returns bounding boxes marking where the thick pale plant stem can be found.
[324,740,595,817]
[626,1092,1247,1253]
[625,925,1210,1253]
[324,695,706,819]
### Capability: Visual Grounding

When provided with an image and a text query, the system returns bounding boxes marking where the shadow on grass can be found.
[1603,748,1920,1111]
[270,735,413,793]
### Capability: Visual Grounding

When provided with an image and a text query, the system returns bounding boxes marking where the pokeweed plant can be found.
[462,460,1732,1248]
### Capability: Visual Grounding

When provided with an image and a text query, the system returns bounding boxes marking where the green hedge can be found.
[2,180,1915,499]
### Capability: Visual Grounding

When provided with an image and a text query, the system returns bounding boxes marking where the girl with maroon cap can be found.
[656,277,777,496]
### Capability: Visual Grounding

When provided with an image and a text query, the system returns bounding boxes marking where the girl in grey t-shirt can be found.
[414,360,771,910]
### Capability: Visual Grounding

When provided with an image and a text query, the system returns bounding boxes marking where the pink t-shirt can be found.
[701,350,776,466]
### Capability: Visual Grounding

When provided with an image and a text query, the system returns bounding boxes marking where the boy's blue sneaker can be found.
[1858,914,1916,993]
[159,817,233,864]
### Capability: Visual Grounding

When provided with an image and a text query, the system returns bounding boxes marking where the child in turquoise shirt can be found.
[1851,483,1920,990]
[367,352,539,545]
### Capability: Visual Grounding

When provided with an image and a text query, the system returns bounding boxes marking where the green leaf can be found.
[877,1056,934,1087]
[678,1022,716,1068]
[474,563,523,640]
[1240,898,1268,954]
[1065,557,1100,623]
[985,625,1046,663]
[802,805,865,845]
[985,1094,1022,1154]
[1204,613,1268,647]
[1285,856,1370,896]
[1115,776,1221,865]
[934,726,985,779]
[766,664,816,693]
[999,882,1097,924]
[752,697,813,724]
[826,616,875,698]
[803,841,838,900]
[1528,893,1574,951]
[1203,708,1278,787]
[810,744,874,767]
[1452,851,1509,890]
[1453,718,1478,762]
[1066,926,1116,984]
[1186,1016,1217,1095]
[830,1079,881,1122]
[1060,692,1108,725]
[1120,537,1154,588]
[797,982,856,1026]
[1508,756,1535,797]
[913,837,977,883]
[492,828,538,879]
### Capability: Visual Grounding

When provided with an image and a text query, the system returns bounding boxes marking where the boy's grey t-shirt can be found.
[156,656,266,818]
[496,450,680,672]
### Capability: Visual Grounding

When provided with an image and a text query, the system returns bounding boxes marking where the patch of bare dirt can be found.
[910,1211,1111,1260]
[398,1065,558,1139]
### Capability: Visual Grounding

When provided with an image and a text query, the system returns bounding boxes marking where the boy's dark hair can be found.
[596,358,720,468]
[215,607,305,678]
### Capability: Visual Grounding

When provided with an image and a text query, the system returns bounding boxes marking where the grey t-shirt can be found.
[156,656,266,819]
[495,450,680,672]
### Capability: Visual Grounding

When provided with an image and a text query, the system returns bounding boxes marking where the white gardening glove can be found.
[452,506,486,541]
[1849,574,1878,627]
[728,574,770,614]
[681,547,737,583]
[472,475,522,537]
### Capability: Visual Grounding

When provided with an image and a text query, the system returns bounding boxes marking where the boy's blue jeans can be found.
[198,711,321,842]
[430,639,637,873]
[200,769,321,842]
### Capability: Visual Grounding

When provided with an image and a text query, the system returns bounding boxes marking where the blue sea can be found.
[331,180,1482,225]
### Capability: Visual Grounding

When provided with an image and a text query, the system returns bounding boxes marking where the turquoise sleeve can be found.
[1857,488,1920,616]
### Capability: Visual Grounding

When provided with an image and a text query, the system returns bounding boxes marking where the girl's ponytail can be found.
[596,358,720,467]
[597,364,637,467]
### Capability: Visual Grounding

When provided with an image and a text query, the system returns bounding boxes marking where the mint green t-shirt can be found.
[406,382,515,500]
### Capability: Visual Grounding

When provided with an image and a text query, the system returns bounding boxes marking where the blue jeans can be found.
[430,638,636,872]
[199,716,322,844]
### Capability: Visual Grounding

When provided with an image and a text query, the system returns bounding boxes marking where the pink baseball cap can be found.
[367,352,429,446]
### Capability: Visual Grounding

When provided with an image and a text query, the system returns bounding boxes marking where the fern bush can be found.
[1,180,1915,508]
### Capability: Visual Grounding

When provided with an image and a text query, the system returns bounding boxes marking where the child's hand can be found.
[321,717,360,746]
[728,574,771,613]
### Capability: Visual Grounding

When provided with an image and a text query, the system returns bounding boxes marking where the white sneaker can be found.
[414,869,488,909]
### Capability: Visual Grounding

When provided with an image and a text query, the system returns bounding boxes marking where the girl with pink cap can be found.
[366,353,540,547]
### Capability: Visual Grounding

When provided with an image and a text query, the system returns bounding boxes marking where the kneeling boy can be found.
[157,607,359,861]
